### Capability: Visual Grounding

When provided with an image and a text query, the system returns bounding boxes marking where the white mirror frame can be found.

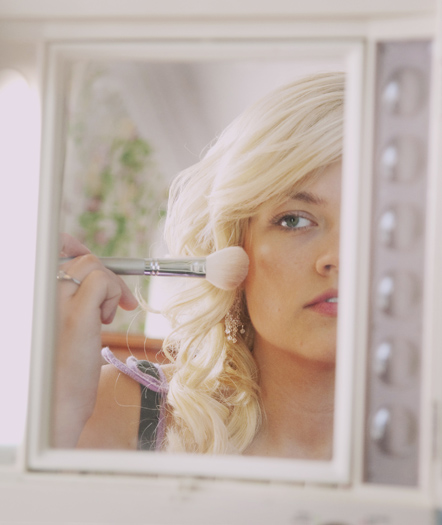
[26,38,363,484]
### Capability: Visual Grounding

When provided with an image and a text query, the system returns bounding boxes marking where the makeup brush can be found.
[60,247,249,290]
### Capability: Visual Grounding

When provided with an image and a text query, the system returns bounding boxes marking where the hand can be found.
[53,233,138,447]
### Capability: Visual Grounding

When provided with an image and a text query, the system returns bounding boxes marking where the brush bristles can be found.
[205,247,249,290]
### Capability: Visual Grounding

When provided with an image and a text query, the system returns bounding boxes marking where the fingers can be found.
[59,254,138,323]
[59,233,91,258]
[79,269,125,324]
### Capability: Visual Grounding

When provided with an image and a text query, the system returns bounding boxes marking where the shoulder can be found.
[77,364,141,450]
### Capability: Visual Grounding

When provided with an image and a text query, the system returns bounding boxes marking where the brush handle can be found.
[101,257,207,277]
[59,257,207,278]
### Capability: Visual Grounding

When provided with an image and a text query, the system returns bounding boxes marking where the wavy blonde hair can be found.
[162,71,344,454]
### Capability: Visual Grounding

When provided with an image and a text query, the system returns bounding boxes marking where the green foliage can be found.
[119,138,151,171]
[77,134,167,258]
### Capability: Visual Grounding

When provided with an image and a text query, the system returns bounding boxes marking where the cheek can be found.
[248,240,290,278]
[253,242,277,272]
[245,241,279,298]
[244,240,295,317]
[247,237,310,282]
[244,235,314,322]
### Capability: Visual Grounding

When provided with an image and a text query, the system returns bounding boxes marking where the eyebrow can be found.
[289,191,326,206]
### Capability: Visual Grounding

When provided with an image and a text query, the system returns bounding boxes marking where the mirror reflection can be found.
[55,59,344,460]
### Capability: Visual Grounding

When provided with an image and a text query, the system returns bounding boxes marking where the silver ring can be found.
[57,270,81,286]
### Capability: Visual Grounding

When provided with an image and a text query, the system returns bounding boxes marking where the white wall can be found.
[0,42,40,451]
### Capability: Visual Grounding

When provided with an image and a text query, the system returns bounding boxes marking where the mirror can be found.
[59,58,344,341]
[28,40,363,483]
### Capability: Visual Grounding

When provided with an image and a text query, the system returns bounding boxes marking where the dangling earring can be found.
[225,296,246,343]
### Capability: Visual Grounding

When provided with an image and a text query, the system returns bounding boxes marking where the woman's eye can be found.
[279,215,313,230]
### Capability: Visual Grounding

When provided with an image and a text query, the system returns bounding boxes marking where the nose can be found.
[315,229,339,277]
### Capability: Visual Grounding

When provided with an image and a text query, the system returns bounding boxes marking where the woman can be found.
[54,71,343,460]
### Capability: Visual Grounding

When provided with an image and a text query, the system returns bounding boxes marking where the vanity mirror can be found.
[27,39,363,484]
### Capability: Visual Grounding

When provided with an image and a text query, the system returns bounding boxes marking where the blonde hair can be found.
[162,71,344,453]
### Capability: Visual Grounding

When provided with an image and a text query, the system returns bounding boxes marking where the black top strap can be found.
[137,360,162,451]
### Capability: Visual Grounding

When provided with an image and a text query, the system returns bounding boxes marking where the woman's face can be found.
[243,161,341,365]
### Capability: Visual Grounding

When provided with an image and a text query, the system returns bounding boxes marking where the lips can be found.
[304,289,338,316]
